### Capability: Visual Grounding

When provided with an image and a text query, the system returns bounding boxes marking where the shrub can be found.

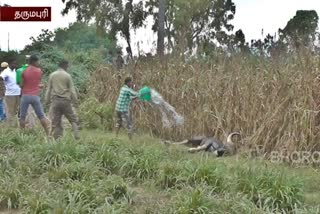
[24,191,52,214]
[120,148,159,181]
[104,175,133,204]
[32,141,88,168]
[173,188,215,214]
[170,191,265,214]
[157,159,227,192]
[48,161,102,182]
[61,175,133,211]
[0,130,38,150]
[78,97,114,130]
[95,143,122,174]
[208,193,263,214]
[235,166,304,212]
[157,162,186,189]
[186,163,226,193]
[38,47,65,77]
[295,206,320,214]
[0,153,16,174]
[0,173,25,209]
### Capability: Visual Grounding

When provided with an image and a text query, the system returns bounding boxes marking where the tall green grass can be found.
[0,129,316,213]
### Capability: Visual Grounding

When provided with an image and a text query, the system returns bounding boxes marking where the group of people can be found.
[0,53,152,141]
[0,56,80,140]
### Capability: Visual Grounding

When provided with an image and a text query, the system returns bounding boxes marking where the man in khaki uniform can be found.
[45,60,79,140]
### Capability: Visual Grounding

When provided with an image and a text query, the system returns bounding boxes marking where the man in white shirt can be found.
[0,58,21,127]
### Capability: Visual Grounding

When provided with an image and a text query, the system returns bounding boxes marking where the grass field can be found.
[0,127,320,214]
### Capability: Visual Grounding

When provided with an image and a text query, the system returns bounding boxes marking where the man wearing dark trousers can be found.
[45,60,79,140]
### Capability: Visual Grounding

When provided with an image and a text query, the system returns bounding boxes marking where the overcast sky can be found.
[0,0,320,55]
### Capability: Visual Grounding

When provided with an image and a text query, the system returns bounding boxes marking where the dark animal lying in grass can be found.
[163,132,241,157]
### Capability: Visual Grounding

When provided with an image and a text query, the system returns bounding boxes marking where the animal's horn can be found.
[226,132,241,144]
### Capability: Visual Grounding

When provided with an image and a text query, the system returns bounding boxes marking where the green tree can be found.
[279,10,319,49]
[61,0,147,59]
[227,29,249,53]
[23,29,55,53]
[248,11,319,57]
[54,22,116,52]
[23,22,117,59]
[21,22,118,93]
[0,50,25,66]
[147,0,236,55]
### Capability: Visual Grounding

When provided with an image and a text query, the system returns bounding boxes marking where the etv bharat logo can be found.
[248,146,320,164]
[0,6,51,21]
[269,151,320,164]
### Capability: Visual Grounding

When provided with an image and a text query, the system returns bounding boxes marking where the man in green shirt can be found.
[115,77,138,140]
[16,64,28,86]
[45,59,79,140]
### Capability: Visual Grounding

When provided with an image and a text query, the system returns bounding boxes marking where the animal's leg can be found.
[171,140,189,145]
[163,139,189,145]
[188,144,207,153]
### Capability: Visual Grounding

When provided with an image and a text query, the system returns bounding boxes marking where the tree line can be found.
[61,0,319,58]
[0,1,319,61]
